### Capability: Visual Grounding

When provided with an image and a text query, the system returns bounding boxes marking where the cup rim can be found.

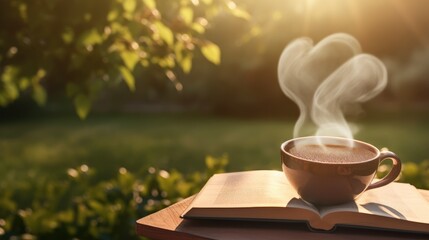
[281,136,380,165]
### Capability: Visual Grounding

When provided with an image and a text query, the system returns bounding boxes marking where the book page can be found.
[320,182,429,225]
[183,170,318,214]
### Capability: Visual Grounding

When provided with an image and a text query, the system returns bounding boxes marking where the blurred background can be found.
[1,0,428,239]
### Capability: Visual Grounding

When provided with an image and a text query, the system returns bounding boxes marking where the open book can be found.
[181,170,429,234]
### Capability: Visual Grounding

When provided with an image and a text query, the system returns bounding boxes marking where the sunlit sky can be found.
[298,0,429,46]
[240,0,429,57]
[219,0,429,101]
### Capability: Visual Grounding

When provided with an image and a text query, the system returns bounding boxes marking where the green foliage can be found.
[1,152,428,240]
[200,41,221,65]
[0,0,250,118]
[0,155,229,240]
[1,114,427,238]
[74,94,92,119]
[377,160,429,189]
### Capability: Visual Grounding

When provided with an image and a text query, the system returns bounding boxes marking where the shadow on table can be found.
[176,217,429,240]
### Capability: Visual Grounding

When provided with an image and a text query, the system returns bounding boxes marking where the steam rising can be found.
[278,33,387,145]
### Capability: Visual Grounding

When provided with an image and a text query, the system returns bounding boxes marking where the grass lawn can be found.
[1,112,429,183]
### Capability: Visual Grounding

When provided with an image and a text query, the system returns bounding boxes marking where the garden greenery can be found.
[0,155,229,240]
[0,0,249,118]
[0,156,427,240]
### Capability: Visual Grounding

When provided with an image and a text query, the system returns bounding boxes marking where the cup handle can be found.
[366,150,402,190]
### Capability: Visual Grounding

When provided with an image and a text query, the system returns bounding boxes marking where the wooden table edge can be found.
[136,221,210,240]
[136,196,211,240]
[136,189,429,239]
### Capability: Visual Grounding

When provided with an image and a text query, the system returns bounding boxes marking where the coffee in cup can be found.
[280,136,401,206]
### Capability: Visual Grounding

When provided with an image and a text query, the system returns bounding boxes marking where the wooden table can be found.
[136,190,429,240]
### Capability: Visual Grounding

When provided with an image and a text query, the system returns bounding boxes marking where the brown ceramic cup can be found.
[280,136,402,206]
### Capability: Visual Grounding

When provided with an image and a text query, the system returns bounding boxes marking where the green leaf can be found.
[88,200,104,213]
[1,65,19,83]
[30,69,47,106]
[158,55,175,68]
[154,21,174,46]
[62,28,74,44]
[33,68,46,83]
[143,0,156,10]
[57,210,74,223]
[191,22,205,34]
[180,54,192,73]
[201,41,221,65]
[229,7,250,20]
[19,77,30,90]
[205,155,217,169]
[80,28,103,46]
[74,94,91,119]
[402,163,419,176]
[140,59,149,67]
[110,23,133,41]
[33,85,47,106]
[174,41,184,62]
[18,3,28,21]
[120,50,139,70]
[119,66,135,92]
[107,10,119,21]
[0,65,20,104]
[180,7,193,25]
[205,154,228,173]
[4,83,19,100]
[123,0,136,13]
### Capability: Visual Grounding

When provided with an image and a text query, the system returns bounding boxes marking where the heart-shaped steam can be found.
[278,33,387,145]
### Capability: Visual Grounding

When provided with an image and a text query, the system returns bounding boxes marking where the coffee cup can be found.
[280,136,402,206]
